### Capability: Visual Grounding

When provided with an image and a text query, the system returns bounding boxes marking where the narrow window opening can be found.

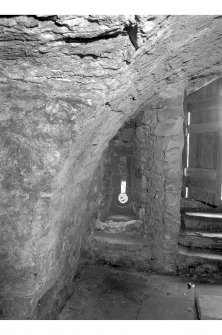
[185,187,189,198]
[118,180,128,204]
[187,111,191,126]
[186,133,190,169]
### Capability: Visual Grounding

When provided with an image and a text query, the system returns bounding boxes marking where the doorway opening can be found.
[182,78,222,209]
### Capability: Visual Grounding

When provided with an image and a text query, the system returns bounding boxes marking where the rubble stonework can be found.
[1,15,222,319]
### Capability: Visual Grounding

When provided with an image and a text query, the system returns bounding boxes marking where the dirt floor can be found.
[58,264,200,320]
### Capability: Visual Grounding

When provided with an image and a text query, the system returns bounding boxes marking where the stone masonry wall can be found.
[0,15,136,319]
[1,15,222,319]
[132,84,185,272]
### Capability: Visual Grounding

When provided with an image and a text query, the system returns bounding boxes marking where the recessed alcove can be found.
[98,119,138,222]
[84,84,185,273]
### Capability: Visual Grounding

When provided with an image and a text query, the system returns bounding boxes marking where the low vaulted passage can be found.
[83,89,185,272]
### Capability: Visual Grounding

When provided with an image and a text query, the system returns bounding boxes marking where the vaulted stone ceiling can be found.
[1,15,222,319]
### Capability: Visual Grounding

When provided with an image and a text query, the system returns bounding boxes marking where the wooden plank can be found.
[215,80,222,206]
[190,109,218,124]
[184,78,222,206]
[189,187,216,205]
[215,131,222,205]
[219,78,222,97]
[188,122,220,134]
[187,96,218,109]
[188,105,218,114]
[188,79,220,103]
[189,133,217,169]
[186,176,216,192]
[182,93,188,197]
[186,168,216,180]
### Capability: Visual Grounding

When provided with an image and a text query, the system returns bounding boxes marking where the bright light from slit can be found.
[118,180,128,203]
[185,112,190,201]
[186,112,190,169]
[185,187,188,198]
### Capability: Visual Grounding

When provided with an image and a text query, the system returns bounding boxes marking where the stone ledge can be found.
[95,219,143,234]
[91,231,147,246]
[178,245,222,261]
[84,231,154,270]
[185,212,222,219]
[179,229,222,250]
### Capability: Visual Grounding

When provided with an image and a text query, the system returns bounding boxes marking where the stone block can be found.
[165,191,180,209]
[196,295,222,320]
[138,296,195,320]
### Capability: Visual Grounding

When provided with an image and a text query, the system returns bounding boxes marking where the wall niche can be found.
[98,119,138,222]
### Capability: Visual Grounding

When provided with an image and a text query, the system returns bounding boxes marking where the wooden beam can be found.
[186,167,216,180]
[182,92,188,198]
[187,106,218,114]
[188,96,218,107]
[188,122,220,134]
[186,176,216,192]
[216,81,222,206]
[188,187,216,205]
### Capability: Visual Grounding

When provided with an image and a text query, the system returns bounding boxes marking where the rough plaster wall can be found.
[1,15,222,319]
[0,15,135,319]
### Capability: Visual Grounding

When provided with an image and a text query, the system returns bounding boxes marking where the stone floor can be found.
[58,264,199,320]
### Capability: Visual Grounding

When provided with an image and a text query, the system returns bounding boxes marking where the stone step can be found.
[177,245,222,278]
[95,219,143,234]
[185,211,222,219]
[179,229,222,250]
[196,295,222,320]
[178,245,222,261]
[106,215,137,222]
[183,212,222,231]
[85,231,153,271]
[90,231,146,248]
